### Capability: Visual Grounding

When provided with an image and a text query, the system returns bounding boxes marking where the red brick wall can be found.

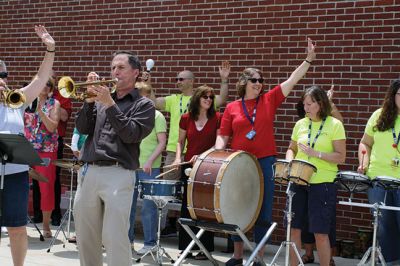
[1,0,399,244]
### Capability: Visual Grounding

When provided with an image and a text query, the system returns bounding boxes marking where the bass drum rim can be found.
[187,148,264,233]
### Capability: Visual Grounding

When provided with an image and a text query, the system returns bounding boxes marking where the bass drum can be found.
[187,149,264,233]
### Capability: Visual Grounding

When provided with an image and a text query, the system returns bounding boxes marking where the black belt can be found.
[88,161,120,167]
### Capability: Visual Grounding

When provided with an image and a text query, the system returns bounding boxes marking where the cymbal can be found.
[52,159,82,170]
[29,169,48,183]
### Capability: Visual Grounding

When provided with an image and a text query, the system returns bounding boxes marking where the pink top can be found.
[24,98,59,153]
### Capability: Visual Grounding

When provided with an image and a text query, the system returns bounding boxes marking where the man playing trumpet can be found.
[74,51,155,266]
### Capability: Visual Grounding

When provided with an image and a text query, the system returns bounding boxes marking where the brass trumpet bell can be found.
[58,76,118,100]
[0,87,26,109]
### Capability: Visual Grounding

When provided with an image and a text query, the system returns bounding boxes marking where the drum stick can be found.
[154,168,177,179]
[162,161,191,169]
[64,143,72,150]
[361,150,366,170]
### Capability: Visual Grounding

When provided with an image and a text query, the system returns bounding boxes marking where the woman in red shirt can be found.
[173,85,221,260]
[215,38,316,266]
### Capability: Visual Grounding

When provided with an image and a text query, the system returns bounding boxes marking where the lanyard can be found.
[241,96,259,128]
[391,127,400,147]
[180,95,190,115]
[307,118,326,149]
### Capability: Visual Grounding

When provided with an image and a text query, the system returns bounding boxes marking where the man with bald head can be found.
[151,62,230,236]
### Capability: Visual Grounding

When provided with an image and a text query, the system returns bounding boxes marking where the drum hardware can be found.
[335,171,371,202]
[244,222,277,266]
[269,181,305,266]
[47,165,77,252]
[269,159,317,265]
[136,180,183,265]
[174,218,277,266]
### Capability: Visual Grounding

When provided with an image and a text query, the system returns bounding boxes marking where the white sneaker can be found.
[1,227,7,234]
[131,243,136,254]
[137,245,154,255]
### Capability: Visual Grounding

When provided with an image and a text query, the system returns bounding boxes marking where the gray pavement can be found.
[0,223,360,265]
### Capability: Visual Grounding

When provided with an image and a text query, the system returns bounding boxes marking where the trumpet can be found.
[0,85,26,109]
[58,76,118,100]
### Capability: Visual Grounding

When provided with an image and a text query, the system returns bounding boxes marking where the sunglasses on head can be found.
[0,72,8,79]
[176,77,187,82]
[201,95,215,100]
[248,78,264,84]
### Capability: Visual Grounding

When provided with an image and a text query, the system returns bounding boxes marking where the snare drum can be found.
[373,176,400,190]
[187,149,263,233]
[335,171,371,193]
[273,159,290,184]
[288,159,317,185]
[138,180,183,202]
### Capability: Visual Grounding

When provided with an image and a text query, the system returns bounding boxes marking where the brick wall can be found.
[1,0,399,244]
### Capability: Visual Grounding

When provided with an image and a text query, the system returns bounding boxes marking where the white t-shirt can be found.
[0,104,29,175]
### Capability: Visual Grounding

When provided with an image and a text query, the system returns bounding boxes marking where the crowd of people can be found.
[1,26,400,266]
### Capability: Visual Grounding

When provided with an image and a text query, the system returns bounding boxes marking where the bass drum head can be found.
[218,151,263,233]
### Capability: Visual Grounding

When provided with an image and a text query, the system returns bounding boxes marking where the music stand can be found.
[0,133,44,240]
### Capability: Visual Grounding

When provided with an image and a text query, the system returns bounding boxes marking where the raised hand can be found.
[141,71,151,82]
[34,25,55,51]
[219,60,231,80]
[306,38,316,62]
[327,85,334,101]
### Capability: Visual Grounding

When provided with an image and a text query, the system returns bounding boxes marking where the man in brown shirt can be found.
[74,51,155,266]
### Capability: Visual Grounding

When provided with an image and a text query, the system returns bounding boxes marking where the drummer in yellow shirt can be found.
[286,86,346,266]
[358,79,400,265]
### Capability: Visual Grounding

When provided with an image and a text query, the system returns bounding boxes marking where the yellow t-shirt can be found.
[365,108,400,179]
[165,94,191,152]
[291,116,346,184]
[139,110,167,168]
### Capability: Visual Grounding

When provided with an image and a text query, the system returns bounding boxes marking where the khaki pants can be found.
[74,165,135,266]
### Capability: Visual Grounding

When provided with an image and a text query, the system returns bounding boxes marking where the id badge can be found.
[246,129,256,140]
[391,158,400,167]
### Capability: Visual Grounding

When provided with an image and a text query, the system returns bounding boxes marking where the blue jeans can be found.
[128,169,160,246]
[232,156,275,243]
[368,186,400,264]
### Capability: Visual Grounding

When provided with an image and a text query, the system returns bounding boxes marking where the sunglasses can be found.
[248,78,264,84]
[201,95,215,100]
[176,77,187,82]
[0,72,8,79]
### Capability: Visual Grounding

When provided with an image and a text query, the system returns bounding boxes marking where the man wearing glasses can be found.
[150,61,230,236]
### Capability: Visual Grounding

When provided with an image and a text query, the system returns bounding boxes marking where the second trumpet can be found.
[58,76,118,100]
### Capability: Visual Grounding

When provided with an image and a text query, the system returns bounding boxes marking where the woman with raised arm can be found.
[0,25,55,266]
[215,38,316,266]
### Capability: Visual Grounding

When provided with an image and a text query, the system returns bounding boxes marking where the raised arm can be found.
[215,60,230,108]
[327,85,344,123]
[280,38,316,97]
[21,25,56,104]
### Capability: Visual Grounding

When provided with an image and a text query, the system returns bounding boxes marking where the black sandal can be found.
[301,254,315,264]
[177,251,193,259]
[194,252,208,260]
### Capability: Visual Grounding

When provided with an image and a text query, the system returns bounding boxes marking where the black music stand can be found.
[0,133,44,239]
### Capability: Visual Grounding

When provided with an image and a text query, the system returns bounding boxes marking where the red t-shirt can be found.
[53,90,72,137]
[180,112,221,162]
[219,85,285,158]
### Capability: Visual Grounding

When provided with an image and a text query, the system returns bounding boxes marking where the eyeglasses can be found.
[248,78,264,84]
[201,95,215,100]
[176,77,187,82]
[0,72,8,79]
